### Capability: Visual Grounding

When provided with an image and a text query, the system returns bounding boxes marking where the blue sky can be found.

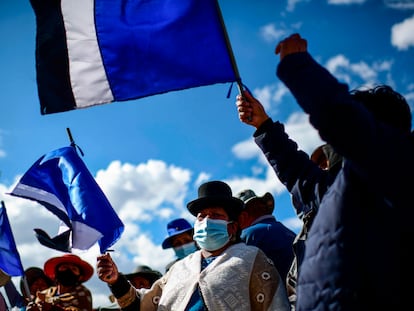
[1,0,414,308]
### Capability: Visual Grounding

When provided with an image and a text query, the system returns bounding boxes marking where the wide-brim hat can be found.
[187,181,244,220]
[236,189,274,214]
[162,218,194,249]
[124,265,162,284]
[44,254,94,283]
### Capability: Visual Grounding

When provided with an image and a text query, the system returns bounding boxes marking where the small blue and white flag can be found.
[0,201,24,277]
[9,146,124,253]
[30,0,240,115]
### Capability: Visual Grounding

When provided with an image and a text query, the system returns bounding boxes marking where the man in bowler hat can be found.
[97,180,290,310]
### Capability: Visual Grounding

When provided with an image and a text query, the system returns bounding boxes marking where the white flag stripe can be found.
[62,0,113,108]
[11,184,66,214]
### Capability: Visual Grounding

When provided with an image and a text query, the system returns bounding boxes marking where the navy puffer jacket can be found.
[273,52,413,310]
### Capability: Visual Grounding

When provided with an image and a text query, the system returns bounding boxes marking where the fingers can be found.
[275,33,307,59]
[97,253,118,283]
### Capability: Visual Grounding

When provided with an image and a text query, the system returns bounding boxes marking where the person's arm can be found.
[236,89,328,217]
[275,33,413,197]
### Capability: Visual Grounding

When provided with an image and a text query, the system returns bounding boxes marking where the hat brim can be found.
[124,271,161,283]
[161,228,194,249]
[187,197,244,220]
[44,255,94,283]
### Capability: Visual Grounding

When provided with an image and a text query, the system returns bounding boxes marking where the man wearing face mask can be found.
[27,254,93,311]
[161,218,199,272]
[97,180,290,311]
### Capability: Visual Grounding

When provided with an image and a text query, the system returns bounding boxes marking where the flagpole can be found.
[66,128,84,156]
[214,0,243,94]
[66,128,75,148]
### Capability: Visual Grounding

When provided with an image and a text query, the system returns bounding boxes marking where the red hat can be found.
[44,254,94,283]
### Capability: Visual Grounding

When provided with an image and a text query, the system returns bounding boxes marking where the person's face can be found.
[30,278,51,295]
[170,231,194,248]
[196,206,238,236]
[129,276,151,289]
[237,210,250,230]
[57,263,81,276]
[196,206,229,221]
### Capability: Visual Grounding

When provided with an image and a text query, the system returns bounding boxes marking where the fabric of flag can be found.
[30,0,239,115]
[9,146,124,253]
[0,201,24,277]
[4,280,25,308]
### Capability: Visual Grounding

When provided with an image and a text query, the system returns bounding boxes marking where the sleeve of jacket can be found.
[254,118,328,218]
[108,274,140,311]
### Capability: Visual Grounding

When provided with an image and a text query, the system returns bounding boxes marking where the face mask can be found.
[193,218,230,251]
[55,269,80,287]
[173,241,198,259]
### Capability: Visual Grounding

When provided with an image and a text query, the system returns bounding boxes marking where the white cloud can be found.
[96,159,191,222]
[384,0,414,10]
[324,54,393,88]
[260,23,287,43]
[391,14,414,50]
[286,0,310,12]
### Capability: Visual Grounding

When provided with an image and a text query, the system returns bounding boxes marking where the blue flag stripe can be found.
[0,202,24,277]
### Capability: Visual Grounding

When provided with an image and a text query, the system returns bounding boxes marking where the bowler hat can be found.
[124,265,162,284]
[187,181,244,220]
[162,218,193,249]
[236,189,275,214]
[44,254,94,283]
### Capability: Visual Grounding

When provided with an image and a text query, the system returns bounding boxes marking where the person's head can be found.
[20,267,54,300]
[350,84,412,133]
[310,143,343,174]
[162,218,197,259]
[187,181,244,253]
[124,265,162,289]
[236,189,274,230]
[44,254,93,287]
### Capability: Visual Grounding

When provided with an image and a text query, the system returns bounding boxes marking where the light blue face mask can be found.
[193,218,231,251]
[173,241,198,259]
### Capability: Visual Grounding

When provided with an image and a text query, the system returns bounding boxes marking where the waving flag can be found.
[9,147,124,253]
[0,201,24,277]
[30,0,240,115]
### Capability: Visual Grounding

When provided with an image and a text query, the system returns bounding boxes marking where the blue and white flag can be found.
[30,0,240,115]
[0,201,24,277]
[9,147,124,253]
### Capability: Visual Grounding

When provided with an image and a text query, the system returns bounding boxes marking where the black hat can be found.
[124,265,162,284]
[187,181,244,220]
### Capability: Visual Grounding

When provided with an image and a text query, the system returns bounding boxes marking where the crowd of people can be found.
[3,32,412,310]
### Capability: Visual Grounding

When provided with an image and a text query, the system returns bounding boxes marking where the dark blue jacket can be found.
[253,118,337,307]
[273,52,413,310]
[241,215,296,282]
